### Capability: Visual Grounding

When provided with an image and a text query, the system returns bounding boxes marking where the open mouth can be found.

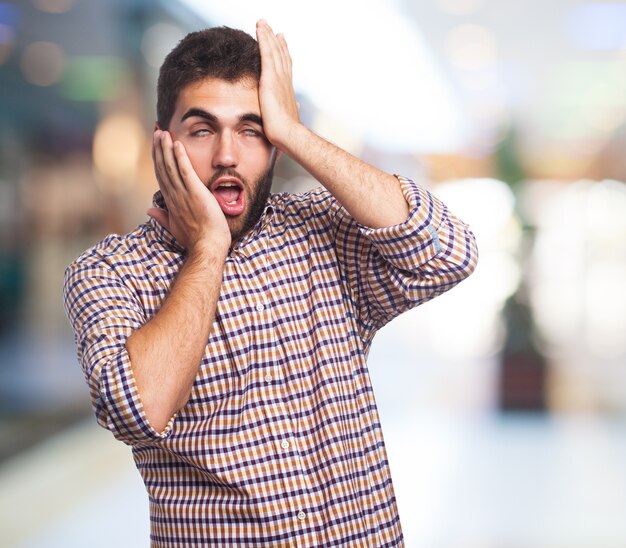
[211,178,246,216]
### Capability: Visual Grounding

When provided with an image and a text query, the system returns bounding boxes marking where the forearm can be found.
[126,246,226,432]
[279,123,409,229]
[255,20,408,229]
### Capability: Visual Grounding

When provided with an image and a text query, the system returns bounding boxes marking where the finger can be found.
[159,131,186,191]
[275,33,292,74]
[152,131,173,203]
[151,130,157,165]
[257,20,284,74]
[153,130,169,186]
[172,141,209,196]
[257,18,274,39]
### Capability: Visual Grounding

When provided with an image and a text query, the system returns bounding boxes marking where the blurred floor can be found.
[2,306,626,548]
[1,416,149,548]
[386,412,626,548]
[2,407,626,547]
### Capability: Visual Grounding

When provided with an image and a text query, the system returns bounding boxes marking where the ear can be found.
[154,121,161,131]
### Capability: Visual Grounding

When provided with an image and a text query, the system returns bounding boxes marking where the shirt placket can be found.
[239,233,319,540]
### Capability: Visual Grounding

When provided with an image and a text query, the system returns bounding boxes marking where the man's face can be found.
[167,77,277,242]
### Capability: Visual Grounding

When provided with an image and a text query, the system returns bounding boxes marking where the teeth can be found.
[219,182,237,187]
[226,200,237,205]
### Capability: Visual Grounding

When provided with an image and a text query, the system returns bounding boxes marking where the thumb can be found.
[147,207,170,231]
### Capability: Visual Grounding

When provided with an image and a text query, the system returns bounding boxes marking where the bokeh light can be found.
[31,0,75,14]
[92,113,146,195]
[0,23,14,64]
[61,56,130,101]
[141,22,185,69]
[20,41,65,86]
[444,24,499,72]
[435,0,484,16]
[565,2,626,51]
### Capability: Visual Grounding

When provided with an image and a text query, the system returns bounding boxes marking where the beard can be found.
[233,165,274,242]
[209,160,276,244]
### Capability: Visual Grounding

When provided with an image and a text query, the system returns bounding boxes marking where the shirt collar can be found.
[148,190,274,254]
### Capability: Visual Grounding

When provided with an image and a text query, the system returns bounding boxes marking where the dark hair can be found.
[156,27,260,129]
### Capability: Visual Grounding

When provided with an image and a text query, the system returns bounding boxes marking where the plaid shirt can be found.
[63,176,477,547]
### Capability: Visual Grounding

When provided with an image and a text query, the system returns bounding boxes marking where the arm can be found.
[327,175,478,338]
[125,246,224,433]
[126,131,230,433]
[256,21,477,337]
[256,20,409,229]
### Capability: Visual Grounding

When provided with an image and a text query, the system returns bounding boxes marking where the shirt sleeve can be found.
[63,259,175,447]
[329,175,478,341]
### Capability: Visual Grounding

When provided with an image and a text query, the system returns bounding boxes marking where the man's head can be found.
[157,27,261,131]
[156,27,277,243]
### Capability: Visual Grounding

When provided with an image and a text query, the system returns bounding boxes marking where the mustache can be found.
[207,168,248,189]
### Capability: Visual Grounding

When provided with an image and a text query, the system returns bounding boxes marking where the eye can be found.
[191,128,212,137]
[241,128,262,137]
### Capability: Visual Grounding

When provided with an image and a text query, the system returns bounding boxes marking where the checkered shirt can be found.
[63,176,478,546]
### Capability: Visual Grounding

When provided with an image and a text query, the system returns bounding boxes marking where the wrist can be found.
[271,120,306,154]
[187,237,230,261]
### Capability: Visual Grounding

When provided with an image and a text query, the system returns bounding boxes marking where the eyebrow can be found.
[180,108,263,127]
[180,108,217,124]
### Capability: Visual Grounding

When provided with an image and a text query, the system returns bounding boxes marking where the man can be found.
[64,20,477,546]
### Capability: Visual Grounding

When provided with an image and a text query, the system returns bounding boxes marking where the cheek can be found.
[242,144,274,174]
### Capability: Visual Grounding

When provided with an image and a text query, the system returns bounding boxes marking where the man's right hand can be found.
[149,129,231,256]
[127,130,232,433]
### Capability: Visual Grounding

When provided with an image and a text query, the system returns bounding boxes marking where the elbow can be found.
[445,228,479,282]
[459,225,479,275]
[90,350,179,445]
[145,412,174,437]
[139,387,188,435]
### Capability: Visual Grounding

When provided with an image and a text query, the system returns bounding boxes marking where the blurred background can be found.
[1,0,626,546]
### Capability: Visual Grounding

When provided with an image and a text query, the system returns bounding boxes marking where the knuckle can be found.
[165,163,177,178]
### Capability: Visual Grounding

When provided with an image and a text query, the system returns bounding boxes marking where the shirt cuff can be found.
[358,175,444,270]
[98,347,176,445]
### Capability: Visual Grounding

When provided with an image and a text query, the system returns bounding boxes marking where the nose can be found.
[212,131,238,168]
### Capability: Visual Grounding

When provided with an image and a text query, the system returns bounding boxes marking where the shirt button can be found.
[256,303,265,312]
[297,511,306,521]
[280,440,290,449]
[264,373,273,383]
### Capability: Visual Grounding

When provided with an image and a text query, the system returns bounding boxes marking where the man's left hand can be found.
[256,19,300,150]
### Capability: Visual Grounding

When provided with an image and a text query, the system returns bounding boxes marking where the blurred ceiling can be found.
[403,0,626,153]
[180,0,626,160]
[1,0,624,172]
